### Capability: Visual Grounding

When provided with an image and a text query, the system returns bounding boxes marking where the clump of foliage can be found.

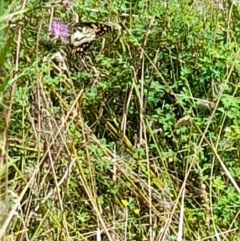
[0,0,240,240]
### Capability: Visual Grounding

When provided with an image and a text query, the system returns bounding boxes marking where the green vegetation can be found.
[1,0,240,240]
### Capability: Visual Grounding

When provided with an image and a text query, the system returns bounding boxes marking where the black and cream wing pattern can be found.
[69,22,112,53]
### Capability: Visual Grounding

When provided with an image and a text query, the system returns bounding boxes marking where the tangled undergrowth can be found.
[1,0,240,240]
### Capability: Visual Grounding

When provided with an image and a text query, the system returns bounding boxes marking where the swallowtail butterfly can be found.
[69,22,112,53]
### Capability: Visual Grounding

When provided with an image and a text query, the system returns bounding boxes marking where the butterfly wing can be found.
[71,41,93,54]
[69,22,111,54]
[79,22,112,37]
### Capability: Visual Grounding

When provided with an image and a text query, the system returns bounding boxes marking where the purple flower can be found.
[50,20,69,43]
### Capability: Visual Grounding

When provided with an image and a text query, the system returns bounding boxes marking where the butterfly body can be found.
[69,22,112,53]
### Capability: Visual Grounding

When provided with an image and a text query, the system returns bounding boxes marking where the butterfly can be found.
[69,22,112,54]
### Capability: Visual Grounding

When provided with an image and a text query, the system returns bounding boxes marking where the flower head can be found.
[50,20,69,43]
